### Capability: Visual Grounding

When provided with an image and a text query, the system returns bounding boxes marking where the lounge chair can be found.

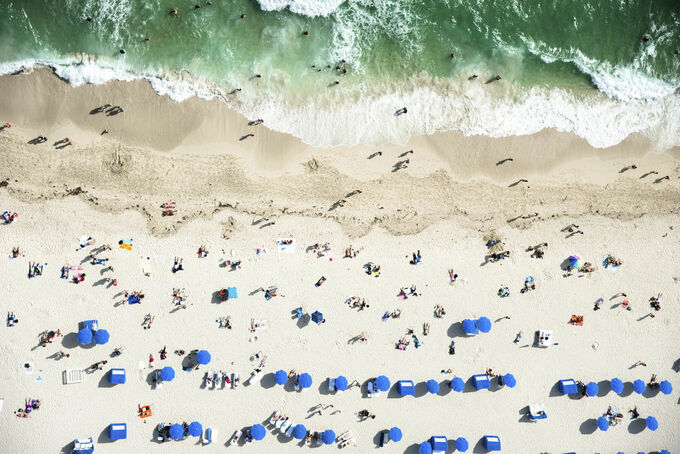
[205,370,213,388]
[72,437,94,454]
[367,380,376,397]
[203,428,215,445]
[338,431,353,442]
[340,437,356,448]
[269,411,281,425]
[284,422,294,437]
[328,377,336,391]
[275,416,287,429]
[246,369,262,385]
[232,372,240,389]
[229,430,242,446]
[537,330,553,347]
[280,420,292,432]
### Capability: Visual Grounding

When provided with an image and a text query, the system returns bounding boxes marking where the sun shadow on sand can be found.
[579,418,597,435]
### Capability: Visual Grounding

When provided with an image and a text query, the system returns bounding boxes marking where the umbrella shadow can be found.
[296,315,310,329]
[463,376,477,393]
[403,443,421,454]
[548,382,562,397]
[260,372,276,389]
[472,437,487,453]
[620,381,634,397]
[597,380,609,397]
[517,406,532,423]
[628,418,646,434]
[318,379,332,396]
[97,427,115,444]
[61,332,80,349]
[60,441,75,453]
[643,387,660,399]
[579,418,597,435]
[98,374,116,388]
[438,382,451,396]
[387,384,400,399]
[447,322,467,338]
[414,382,428,397]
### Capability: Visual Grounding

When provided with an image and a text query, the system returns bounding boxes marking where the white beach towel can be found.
[277,239,296,254]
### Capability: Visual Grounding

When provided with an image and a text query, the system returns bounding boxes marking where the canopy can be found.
[585,381,599,397]
[188,422,202,437]
[609,378,623,394]
[633,379,646,394]
[108,423,127,440]
[169,423,183,440]
[473,374,490,390]
[455,437,469,452]
[430,436,448,452]
[93,329,109,345]
[321,429,335,445]
[160,366,175,382]
[450,377,464,392]
[293,424,307,440]
[483,435,501,451]
[108,368,126,385]
[398,380,415,396]
[504,374,516,388]
[426,379,440,394]
[251,423,266,440]
[77,328,93,345]
[376,375,390,392]
[477,317,492,333]
[558,379,578,394]
[389,427,402,442]
[462,319,478,335]
[299,373,312,388]
[659,380,672,395]
[597,416,609,431]
[335,375,348,391]
[274,370,287,385]
[311,311,324,324]
[196,350,211,365]
[419,441,433,454]
[646,416,658,431]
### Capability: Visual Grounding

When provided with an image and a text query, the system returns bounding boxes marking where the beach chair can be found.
[246,369,262,386]
[537,330,553,347]
[72,437,94,454]
[205,370,213,388]
[340,437,356,448]
[229,430,242,446]
[328,377,336,391]
[63,368,85,385]
[380,431,389,447]
[203,428,215,445]
[338,431,353,443]
[529,404,547,422]
[367,380,376,397]
[269,411,281,425]
[283,421,294,436]
[232,373,240,389]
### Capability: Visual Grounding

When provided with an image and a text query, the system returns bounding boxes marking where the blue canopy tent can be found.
[646,416,658,431]
[293,424,307,440]
[426,379,440,394]
[455,437,469,452]
[169,423,183,440]
[108,368,126,385]
[585,382,599,397]
[389,427,402,442]
[659,380,672,395]
[227,287,238,299]
[610,378,623,394]
[108,423,127,440]
[93,329,110,345]
[477,317,492,333]
[299,372,312,389]
[251,423,266,440]
[597,417,609,431]
[321,429,335,445]
[633,379,646,394]
[160,366,175,382]
[558,379,578,394]
[335,375,348,391]
[196,350,211,365]
[311,311,324,324]
[419,441,433,454]
[503,374,516,388]
[188,422,202,437]
[483,435,501,451]
[77,328,93,345]
[473,374,490,390]
[376,375,390,392]
[462,319,478,335]
[450,377,465,392]
[398,380,415,396]
[274,369,287,385]
[430,436,448,452]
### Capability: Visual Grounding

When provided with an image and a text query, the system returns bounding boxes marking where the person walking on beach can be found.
[513,331,522,343]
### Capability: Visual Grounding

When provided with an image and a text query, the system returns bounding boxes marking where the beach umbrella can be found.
[426,379,440,394]
[477,317,492,333]
[461,319,478,335]
[299,372,312,389]
[188,421,202,437]
[376,375,390,392]
[633,379,646,394]
[274,370,287,385]
[93,329,110,345]
[293,424,307,440]
[659,380,672,395]
[609,378,623,394]
[455,437,469,452]
[597,417,609,431]
[335,375,348,391]
[389,427,402,442]
[585,381,599,397]
[311,311,324,324]
[169,423,183,440]
[568,255,580,268]
[504,373,516,388]
[450,377,464,392]
[160,366,175,382]
[77,328,93,345]
[660,450,670,454]
[419,441,433,454]
[251,423,266,440]
[646,416,658,431]
[321,429,335,445]
[196,350,211,365]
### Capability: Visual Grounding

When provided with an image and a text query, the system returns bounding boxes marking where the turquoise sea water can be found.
[0,0,679,148]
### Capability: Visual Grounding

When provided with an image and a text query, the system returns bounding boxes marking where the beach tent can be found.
[227,287,238,299]
[585,382,599,397]
[299,373,312,389]
[321,429,335,445]
[108,423,127,440]
[455,437,469,452]
[77,328,93,345]
[169,423,183,440]
[597,417,609,431]
[251,423,266,440]
[293,424,307,440]
[160,366,175,382]
[398,380,415,396]
[196,350,211,365]
[376,375,390,392]
[311,311,324,324]
[462,319,478,335]
[473,374,490,390]
[477,317,492,333]
[558,379,578,394]
[503,374,516,388]
[72,437,94,454]
[659,380,672,395]
[108,368,126,385]
[610,378,623,394]
[646,416,658,431]
[430,436,448,452]
[483,435,501,451]
[188,422,202,437]
[426,379,440,394]
[335,375,348,391]
[274,370,287,385]
[389,427,402,442]
[633,379,646,394]
[93,329,109,345]
[450,377,465,392]
[419,441,433,454]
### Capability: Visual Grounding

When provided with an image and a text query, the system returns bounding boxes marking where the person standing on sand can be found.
[513,331,522,343]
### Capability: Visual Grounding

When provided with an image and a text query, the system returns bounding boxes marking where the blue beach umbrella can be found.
[169,423,183,440]
[335,375,348,391]
[160,366,175,382]
[569,255,580,268]
[477,317,492,333]
[461,319,478,335]
[77,328,93,345]
[426,379,440,394]
[299,373,312,389]
[660,450,670,454]
[274,370,287,385]
[646,416,658,431]
[251,423,266,440]
[321,429,335,445]
[597,416,609,431]
[293,424,307,439]
[455,437,469,452]
[659,380,672,395]
[450,377,464,392]
[93,329,110,345]
[188,422,202,437]
[376,375,390,392]
[196,350,211,365]
[610,378,623,394]
[504,373,516,388]
[389,427,402,442]
[585,381,599,397]
[419,441,433,454]
[633,379,646,394]
[311,311,324,324]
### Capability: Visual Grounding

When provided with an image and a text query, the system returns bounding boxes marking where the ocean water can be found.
[0,0,679,150]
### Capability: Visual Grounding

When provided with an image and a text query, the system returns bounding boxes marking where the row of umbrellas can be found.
[167,421,202,440]
[249,423,339,444]
[419,436,476,453]
[562,378,673,397]
[461,317,492,335]
[77,328,109,345]
[597,416,659,432]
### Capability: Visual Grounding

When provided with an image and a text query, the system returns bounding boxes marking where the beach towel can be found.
[140,257,152,276]
[120,243,132,250]
[277,239,296,254]
[128,295,141,305]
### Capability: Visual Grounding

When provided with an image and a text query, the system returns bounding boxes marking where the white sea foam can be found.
[256,0,346,17]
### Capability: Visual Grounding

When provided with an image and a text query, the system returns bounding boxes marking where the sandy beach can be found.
[0,68,679,453]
